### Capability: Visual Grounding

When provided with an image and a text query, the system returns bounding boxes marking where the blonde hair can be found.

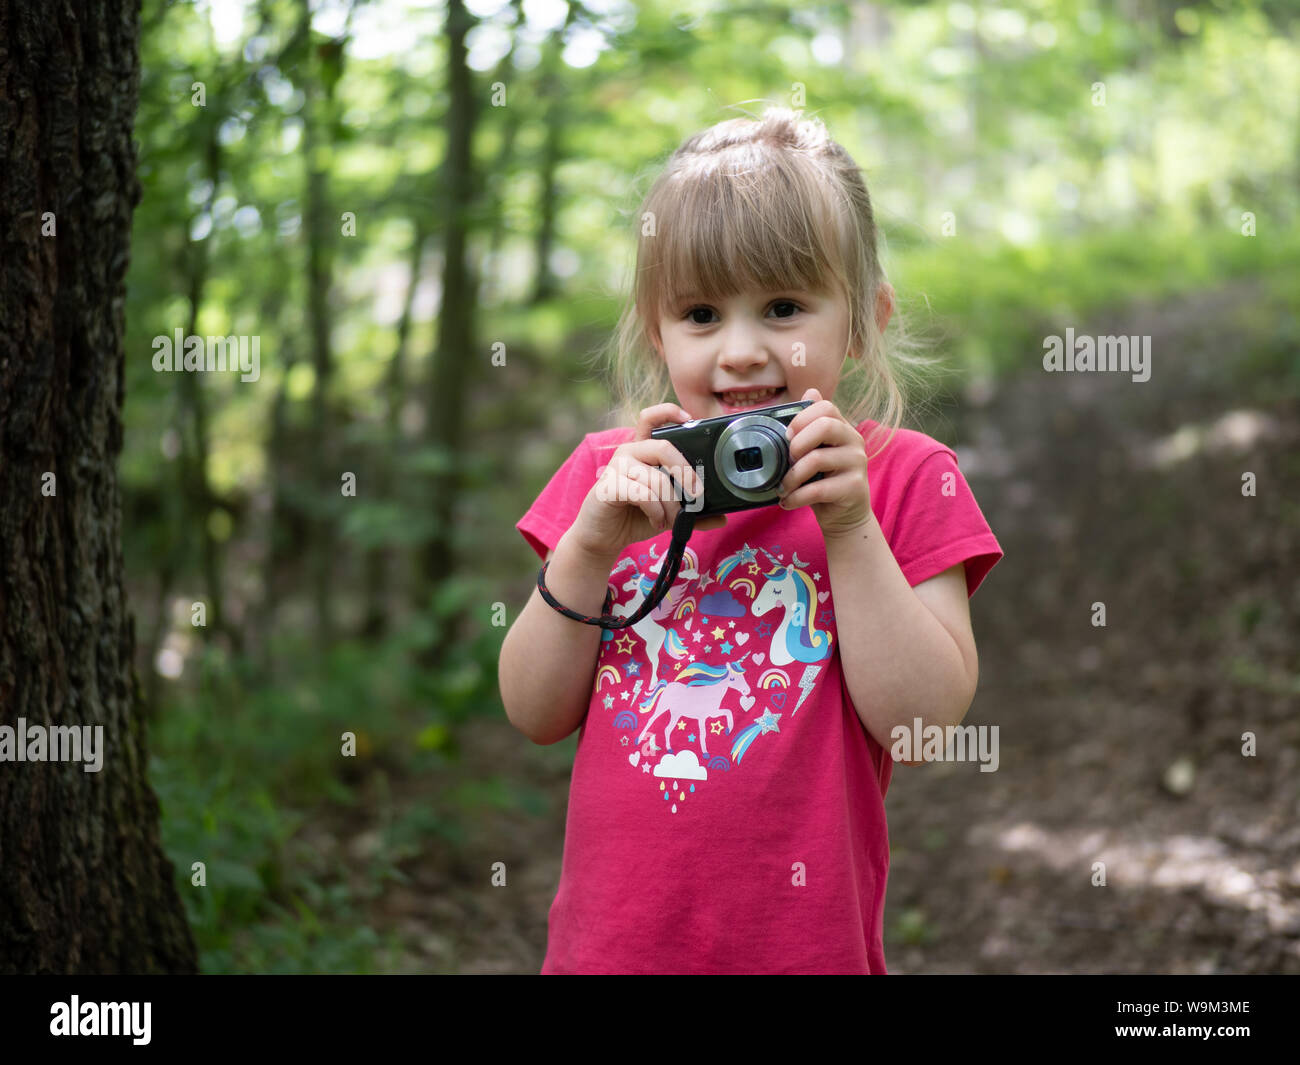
[586,105,943,461]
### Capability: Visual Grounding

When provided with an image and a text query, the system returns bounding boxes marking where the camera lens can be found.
[714,415,790,501]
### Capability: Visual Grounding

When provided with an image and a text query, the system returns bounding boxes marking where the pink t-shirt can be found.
[515,419,1003,974]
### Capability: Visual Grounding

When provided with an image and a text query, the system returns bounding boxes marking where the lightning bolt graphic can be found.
[794,665,820,714]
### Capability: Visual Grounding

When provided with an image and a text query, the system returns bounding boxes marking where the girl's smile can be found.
[714,385,789,413]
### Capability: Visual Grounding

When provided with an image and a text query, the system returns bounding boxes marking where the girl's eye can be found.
[683,301,801,324]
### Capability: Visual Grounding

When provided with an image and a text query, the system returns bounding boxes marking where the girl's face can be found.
[651,283,855,420]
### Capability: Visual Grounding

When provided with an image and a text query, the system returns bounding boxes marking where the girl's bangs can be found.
[646,162,846,322]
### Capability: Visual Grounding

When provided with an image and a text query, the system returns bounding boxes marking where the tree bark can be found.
[0,0,198,972]
[529,3,577,306]
[421,0,480,655]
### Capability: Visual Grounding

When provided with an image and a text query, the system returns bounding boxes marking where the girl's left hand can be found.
[777,388,873,541]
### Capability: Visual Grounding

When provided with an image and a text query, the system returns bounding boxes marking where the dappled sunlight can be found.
[977,822,1300,933]
[1131,409,1287,471]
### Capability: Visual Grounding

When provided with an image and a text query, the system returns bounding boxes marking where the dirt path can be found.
[362,279,1300,973]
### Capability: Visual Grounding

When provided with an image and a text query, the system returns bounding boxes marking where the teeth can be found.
[720,388,781,404]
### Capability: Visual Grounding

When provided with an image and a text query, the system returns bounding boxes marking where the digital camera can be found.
[650,399,824,517]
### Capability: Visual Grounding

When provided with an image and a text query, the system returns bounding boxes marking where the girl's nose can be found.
[718,322,769,372]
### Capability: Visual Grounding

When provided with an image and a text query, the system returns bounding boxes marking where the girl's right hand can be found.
[566,403,727,563]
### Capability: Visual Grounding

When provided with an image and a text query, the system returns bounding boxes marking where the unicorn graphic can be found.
[636,655,751,757]
[751,547,833,665]
[608,545,699,688]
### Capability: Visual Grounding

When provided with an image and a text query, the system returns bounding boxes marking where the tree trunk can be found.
[529,5,577,306]
[0,0,198,972]
[362,221,428,640]
[421,0,480,654]
[300,0,341,651]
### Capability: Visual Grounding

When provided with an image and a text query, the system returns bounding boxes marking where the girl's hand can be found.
[777,388,874,541]
[566,403,727,564]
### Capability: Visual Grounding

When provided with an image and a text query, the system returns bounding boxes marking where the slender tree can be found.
[0,0,198,972]
[421,0,481,658]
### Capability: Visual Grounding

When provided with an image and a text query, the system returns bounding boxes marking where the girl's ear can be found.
[874,281,895,333]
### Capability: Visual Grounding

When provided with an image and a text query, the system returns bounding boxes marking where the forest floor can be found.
[322,278,1300,974]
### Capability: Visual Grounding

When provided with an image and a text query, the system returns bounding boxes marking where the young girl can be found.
[498,107,1003,974]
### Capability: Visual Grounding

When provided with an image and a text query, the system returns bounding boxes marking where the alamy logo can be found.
[1042,328,1151,382]
[152,328,260,382]
[50,997,151,1045]
[0,719,104,772]
[890,717,1000,772]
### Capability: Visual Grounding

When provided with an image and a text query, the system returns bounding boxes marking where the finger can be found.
[622,439,704,499]
[780,445,859,496]
[623,465,679,530]
[780,468,853,511]
[634,403,692,441]
[784,399,837,443]
[628,461,681,509]
[638,498,668,531]
[695,514,727,532]
[786,414,854,463]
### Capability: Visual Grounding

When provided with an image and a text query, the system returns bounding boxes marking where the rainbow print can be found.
[728,577,757,599]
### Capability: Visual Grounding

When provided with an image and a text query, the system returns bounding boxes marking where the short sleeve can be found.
[888,450,1003,598]
[515,434,600,561]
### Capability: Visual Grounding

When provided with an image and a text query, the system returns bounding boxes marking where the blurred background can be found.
[126,0,1299,972]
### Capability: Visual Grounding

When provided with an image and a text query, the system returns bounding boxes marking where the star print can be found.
[620,735,629,745]
[814,572,822,581]
[770,544,781,554]
[739,546,756,563]
[688,733,696,742]
[698,572,715,591]
[614,633,636,655]
[756,710,782,735]
[720,640,733,654]
[625,660,641,676]
[705,646,712,653]
[688,652,696,661]
[692,629,704,643]
[603,694,614,709]
[711,626,724,640]
[818,609,834,626]
[747,563,760,575]
[757,620,772,637]
[710,720,724,734]
[642,762,651,773]
[728,621,735,628]
[677,721,687,730]
[620,690,631,700]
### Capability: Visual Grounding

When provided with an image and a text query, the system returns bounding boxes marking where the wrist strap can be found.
[537,509,697,630]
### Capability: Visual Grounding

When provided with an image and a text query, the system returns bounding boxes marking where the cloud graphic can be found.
[699,591,745,617]
[654,750,708,781]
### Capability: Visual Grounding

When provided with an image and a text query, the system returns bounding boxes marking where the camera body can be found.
[651,398,824,517]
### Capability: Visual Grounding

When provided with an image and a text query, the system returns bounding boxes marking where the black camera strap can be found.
[537,508,697,630]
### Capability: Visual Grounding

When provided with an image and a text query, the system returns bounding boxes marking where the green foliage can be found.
[150,619,499,973]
